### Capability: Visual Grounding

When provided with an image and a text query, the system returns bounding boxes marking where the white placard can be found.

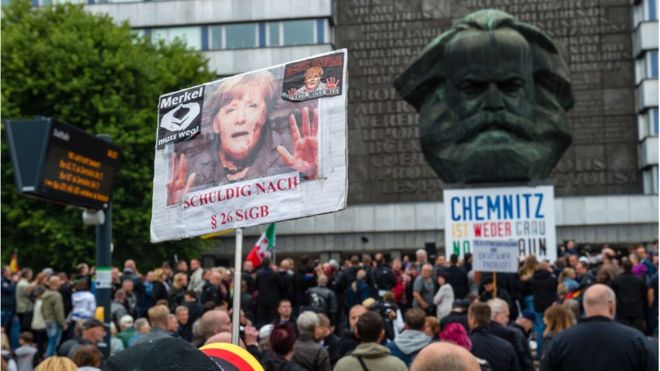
[150,50,348,242]
[95,267,112,289]
[443,185,556,264]
[472,239,519,273]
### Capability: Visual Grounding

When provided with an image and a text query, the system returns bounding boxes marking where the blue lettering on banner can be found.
[450,193,545,222]
[451,197,460,221]
[534,193,544,218]
[475,195,484,221]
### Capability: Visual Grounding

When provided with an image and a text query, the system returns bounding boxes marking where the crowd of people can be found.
[0,240,658,370]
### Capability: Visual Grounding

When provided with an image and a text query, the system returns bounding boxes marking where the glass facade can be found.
[145,19,326,51]
[225,24,258,49]
[268,22,280,47]
[152,26,201,50]
[282,20,316,46]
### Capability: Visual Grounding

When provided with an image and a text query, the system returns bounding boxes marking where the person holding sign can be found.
[167,71,319,205]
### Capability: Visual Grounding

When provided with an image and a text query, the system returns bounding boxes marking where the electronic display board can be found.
[5,118,121,209]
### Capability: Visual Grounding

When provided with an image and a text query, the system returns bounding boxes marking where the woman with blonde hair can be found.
[520,255,539,312]
[519,255,539,280]
[34,356,77,371]
[542,305,575,358]
[169,272,188,310]
[150,268,170,307]
[557,268,579,300]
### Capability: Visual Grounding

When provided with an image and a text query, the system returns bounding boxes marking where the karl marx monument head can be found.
[395,9,574,184]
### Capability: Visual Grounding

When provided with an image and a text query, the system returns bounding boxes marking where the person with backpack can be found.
[304,275,337,323]
[335,311,407,371]
[385,308,432,367]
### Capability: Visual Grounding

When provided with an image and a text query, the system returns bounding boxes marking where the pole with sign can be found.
[5,119,121,359]
[94,134,113,359]
[150,50,349,345]
[231,228,243,346]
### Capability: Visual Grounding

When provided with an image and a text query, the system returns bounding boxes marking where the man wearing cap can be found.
[116,315,136,348]
[58,319,106,359]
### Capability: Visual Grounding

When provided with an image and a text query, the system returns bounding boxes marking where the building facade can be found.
[41,0,658,260]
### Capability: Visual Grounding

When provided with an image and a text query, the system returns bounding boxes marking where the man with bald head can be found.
[411,342,480,371]
[541,284,657,371]
[199,309,232,341]
[334,304,368,363]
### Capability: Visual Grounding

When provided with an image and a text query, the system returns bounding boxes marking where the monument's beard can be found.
[419,94,571,184]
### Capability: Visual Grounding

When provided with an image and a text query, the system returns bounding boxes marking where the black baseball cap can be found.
[82,319,105,331]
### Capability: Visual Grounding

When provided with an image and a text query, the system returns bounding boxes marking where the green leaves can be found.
[1,0,216,271]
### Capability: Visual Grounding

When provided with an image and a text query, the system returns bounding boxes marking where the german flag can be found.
[200,342,263,371]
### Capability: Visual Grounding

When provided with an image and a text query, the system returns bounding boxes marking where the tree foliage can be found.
[1,0,218,271]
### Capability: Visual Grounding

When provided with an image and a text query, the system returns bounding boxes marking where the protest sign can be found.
[150,50,348,242]
[443,185,556,263]
[472,240,519,273]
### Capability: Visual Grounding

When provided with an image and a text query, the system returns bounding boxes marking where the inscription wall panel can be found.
[336,0,640,203]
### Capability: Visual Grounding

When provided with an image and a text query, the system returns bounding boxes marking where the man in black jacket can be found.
[488,298,531,371]
[332,256,360,334]
[440,299,470,332]
[509,310,535,371]
[530,262,557,356]
[255,258,283,327]
[611,258,647,333]
[305,275,337,322]
[294,256,316,310]
[468,301,520,371]
[446,254,469,299]
[372,253,396,296]
[542,284,658,371]
[200,271,224,306]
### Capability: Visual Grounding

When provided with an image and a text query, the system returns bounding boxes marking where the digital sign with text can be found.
[38,121,121,209]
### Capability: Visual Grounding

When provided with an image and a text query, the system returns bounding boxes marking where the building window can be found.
[282,20,316,46]
[181,19,328,50]
[38,0,84,4]
[209,26,224,50]
[652,108,659,135]
[648,51,659,78]
[649,0,657,21]
[645,166,660,194]
[267,22,280,46]
[152,27,202,50]
[225,24,258,49]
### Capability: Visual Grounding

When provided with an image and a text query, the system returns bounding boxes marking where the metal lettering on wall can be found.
[336,0,639,203]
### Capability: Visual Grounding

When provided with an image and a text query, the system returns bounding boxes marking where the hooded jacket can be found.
[386,329,432,366]
[530,269,557,313]
[334,343,407,371]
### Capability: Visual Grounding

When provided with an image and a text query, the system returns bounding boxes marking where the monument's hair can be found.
[395,9,574,111]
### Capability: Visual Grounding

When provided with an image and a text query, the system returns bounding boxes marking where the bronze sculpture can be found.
[395,9,574,184]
